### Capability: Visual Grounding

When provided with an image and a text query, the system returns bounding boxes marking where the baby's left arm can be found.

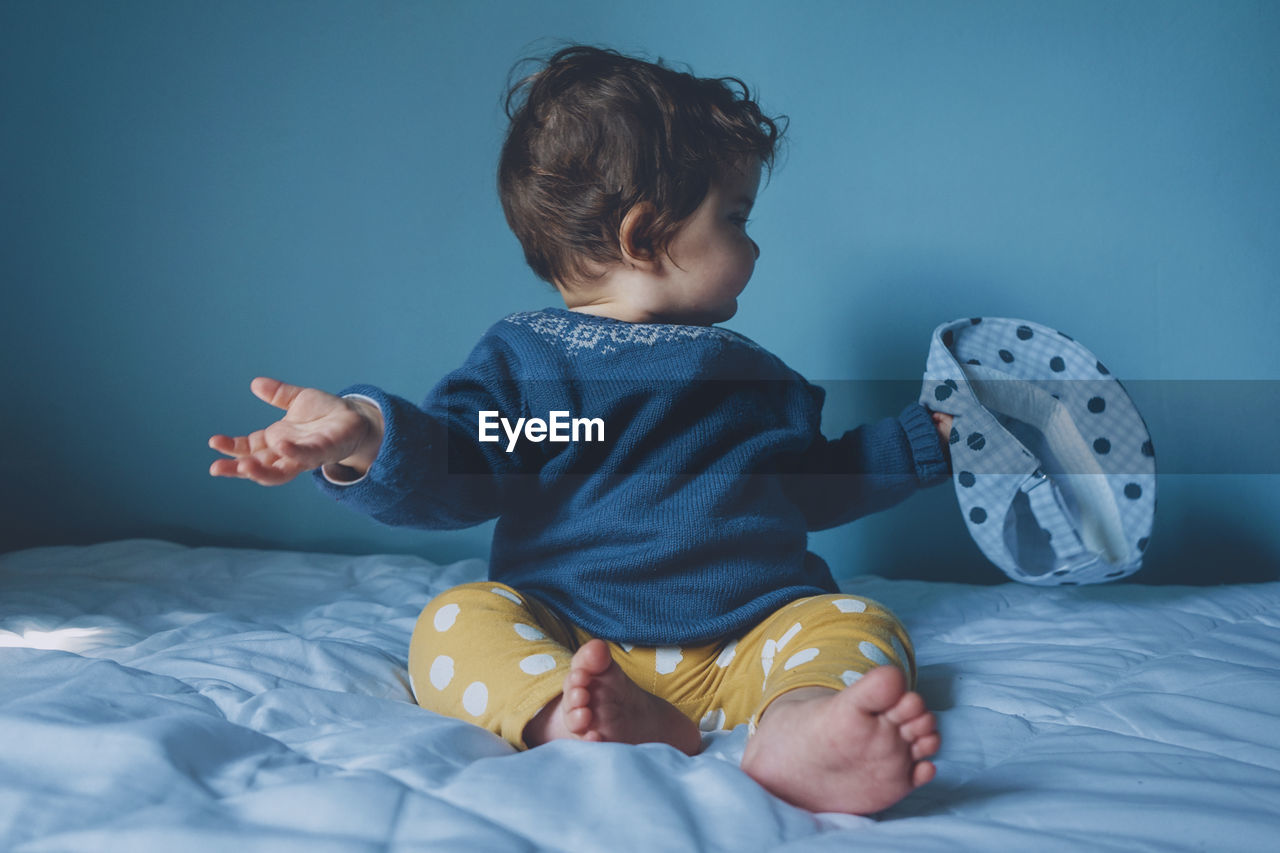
[783,404,953,532]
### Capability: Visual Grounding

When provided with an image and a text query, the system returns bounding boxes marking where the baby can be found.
[210,45,949,816]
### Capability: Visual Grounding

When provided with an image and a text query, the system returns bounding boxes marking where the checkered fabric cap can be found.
[919,317,1156,585]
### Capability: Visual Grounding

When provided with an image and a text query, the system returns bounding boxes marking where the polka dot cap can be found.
[920,317,1156,585]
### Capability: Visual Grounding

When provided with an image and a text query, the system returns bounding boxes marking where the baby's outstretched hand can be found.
[208,377,384,486]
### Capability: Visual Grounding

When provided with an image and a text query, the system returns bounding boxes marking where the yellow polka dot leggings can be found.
[408,582,915,750]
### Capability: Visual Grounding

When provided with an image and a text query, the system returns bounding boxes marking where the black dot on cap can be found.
[999,349,1015,363]
[1125,483,1143,500]
[949,427,960,445]
[969,507,987,523]
[934,384,953,401]
[970,317,983,325]
[966,358,981,365]
[967,432,986,451]
[958,471,976,487]
[1097,360,1110,375]
[1088,396,1106,413]
[1138,536,1149,551]
[1050,356,1066,372]
[1016,325,1034,340]
[1093,438,1111,454]
[942,330,954,348]
[1141,440,1154,457]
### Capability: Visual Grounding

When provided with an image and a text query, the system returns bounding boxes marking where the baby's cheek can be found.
[734,245,757,285]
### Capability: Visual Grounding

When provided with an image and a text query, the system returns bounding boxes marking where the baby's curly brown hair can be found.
[498,45,787,287]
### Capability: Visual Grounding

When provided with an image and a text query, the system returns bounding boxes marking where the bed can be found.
[2,539,1278,851]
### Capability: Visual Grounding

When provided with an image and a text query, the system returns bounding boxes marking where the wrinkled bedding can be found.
[2,540,1278,851]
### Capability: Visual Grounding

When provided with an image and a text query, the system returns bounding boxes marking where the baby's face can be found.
[656,158,762,325]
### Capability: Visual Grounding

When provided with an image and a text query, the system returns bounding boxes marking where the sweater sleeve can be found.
[311,330,536,530]
[784,402,952,532]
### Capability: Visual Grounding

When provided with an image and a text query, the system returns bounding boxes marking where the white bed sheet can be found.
[2,540,1278,851]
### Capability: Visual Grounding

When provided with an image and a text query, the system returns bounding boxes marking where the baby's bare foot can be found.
[563,639,702,755]
[740,666,939,815]
[525,639,701,755]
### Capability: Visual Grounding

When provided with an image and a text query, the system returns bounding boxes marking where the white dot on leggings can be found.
[761,639,777,676]
[433,603,460,632]
[859,641,891,666]
[716,640,738,668]
[514,623,545,641]
[777,622,802,650]
[655,647,683,675]
[462,682,489,716]
[833,598,867,613]
[519,653,557,675]
[429,655,454,690]
[699,708,727,732]
[784,648,820,671]
[841,670,863,686]
[490,587,522,604]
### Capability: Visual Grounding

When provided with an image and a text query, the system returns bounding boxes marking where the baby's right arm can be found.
[208,377,384,486]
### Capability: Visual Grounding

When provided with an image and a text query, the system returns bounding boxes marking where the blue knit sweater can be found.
[316,308,949,645]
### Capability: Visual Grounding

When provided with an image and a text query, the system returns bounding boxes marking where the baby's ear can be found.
[618,202,660,265]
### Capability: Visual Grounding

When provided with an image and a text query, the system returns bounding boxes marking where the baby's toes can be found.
[847,666,907,715]
[565,685,591,710]
[911,733,940,761]
[898,710,936,741]
[564,703,593,735]
[912,759,937,787]
[883,690,926,725]
[572,639,615,677]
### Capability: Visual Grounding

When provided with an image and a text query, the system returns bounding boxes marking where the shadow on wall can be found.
[1140,479,1280,585]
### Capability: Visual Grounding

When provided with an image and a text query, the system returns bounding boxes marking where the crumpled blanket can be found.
[2,540,1277,851]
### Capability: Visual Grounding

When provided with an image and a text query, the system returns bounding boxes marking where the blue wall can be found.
[2,0,1277,583]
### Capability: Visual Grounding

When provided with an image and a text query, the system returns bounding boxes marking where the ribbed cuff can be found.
[318,394,382,486]
[899,403,951,486]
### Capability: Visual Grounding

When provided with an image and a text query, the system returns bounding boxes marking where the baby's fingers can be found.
[208,429,274,459]
[208,457,242,478]
[269,436,334,470]
[209,452,303,486]
[241,454,304,486]
[250,377,306,412]
[209,433,249,456]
